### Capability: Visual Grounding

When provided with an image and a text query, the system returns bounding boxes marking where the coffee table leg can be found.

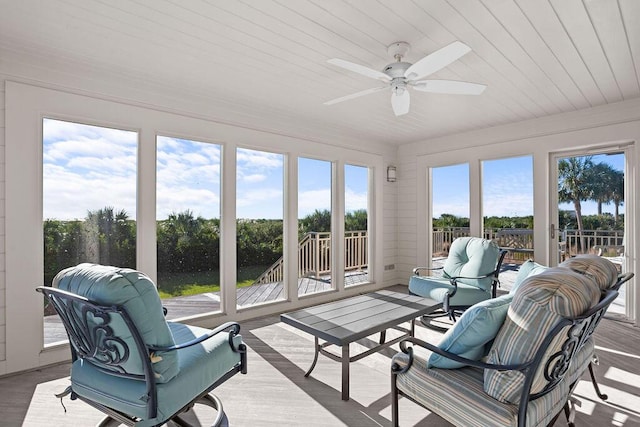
[304,336,320,378]
[342,344,350,401]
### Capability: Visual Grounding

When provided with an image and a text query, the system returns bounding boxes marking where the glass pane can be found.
[431,163,470,257]
[344,164,369,287]
[156,136,221,318]
[236,148,284,307]
[557,153,626,314]
[298,158,333,296]
[43,118,137,345]
[482,156,533,274]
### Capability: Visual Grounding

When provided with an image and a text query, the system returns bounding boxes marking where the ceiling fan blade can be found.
[327,58,391,81]
[404,41,472,81]
[324,86,388,105]
[412,80,486,95]
[391,89,410,116]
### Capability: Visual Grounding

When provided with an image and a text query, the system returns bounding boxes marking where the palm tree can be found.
[558,156,594,251]
[588,162,616,215]
[610,169,624,222]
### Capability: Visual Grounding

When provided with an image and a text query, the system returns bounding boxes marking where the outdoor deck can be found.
[43,272,369,345]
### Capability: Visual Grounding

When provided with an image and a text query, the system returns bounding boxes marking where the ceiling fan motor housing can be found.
[383,62,411,78]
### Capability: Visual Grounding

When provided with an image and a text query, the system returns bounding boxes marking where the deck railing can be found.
[253,231,367,285]
[254,227,624,285]
[433,227,624,261]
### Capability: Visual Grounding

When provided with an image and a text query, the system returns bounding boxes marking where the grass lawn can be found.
[157,265,269,298]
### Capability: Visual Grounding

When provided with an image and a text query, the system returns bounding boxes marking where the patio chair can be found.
[409,237,507,328]
[37,263,247,427]
[392,256,634,427]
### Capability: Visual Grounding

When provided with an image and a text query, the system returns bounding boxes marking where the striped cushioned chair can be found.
[392,257,633,427]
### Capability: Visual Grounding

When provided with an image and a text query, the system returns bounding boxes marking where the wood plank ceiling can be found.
[1,0,639,148]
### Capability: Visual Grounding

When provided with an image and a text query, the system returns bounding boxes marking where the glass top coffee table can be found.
[280,289,441,400]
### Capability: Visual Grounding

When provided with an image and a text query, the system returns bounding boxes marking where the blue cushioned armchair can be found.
[409,237,507,327]
[37,263,247,427]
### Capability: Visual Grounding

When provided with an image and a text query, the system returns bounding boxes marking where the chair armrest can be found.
[391,336,531,375]
[447,271,497,283]
[611,272,634,291]
[443,271,494,302]
[148,322,243,353]
[413,266,444,276]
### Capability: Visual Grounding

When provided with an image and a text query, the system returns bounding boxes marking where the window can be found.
[236,148,285,307]
[482,156,534,265]
[43,118,137,345]
[431,163,470,256]
[156,136,222,316]
[344,164,369,286]
[298,157,333,296]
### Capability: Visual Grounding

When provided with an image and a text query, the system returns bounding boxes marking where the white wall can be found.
[396,98,640,324]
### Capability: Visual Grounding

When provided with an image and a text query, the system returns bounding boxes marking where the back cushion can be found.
[483,267,600,403]
[53,263,179,383]
[510,260,548,295]
[443,237,501,290]
[560,255,619,290]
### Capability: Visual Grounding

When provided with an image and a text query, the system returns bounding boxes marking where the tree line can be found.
[433,212,622,231]
[44,208,367,285]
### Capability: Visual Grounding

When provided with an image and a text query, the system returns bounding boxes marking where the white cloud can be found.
[43,120,138,220]
[156,137,222,219]
[345,187,367,213]
[156,185,220,219]
[298,189,331,217]
[242,173,267,183]
[44,165,137,220]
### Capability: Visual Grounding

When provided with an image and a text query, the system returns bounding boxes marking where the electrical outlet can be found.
[384,264,395,271]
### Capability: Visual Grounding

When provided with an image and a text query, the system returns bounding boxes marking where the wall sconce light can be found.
[387,165,397,182]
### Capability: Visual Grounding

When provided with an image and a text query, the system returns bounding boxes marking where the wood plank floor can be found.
[8,285,640,426]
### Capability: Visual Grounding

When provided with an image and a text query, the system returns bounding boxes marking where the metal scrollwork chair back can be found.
[38,263,247,427]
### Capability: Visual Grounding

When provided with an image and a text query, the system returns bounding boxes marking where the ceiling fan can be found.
[324,41,486,116]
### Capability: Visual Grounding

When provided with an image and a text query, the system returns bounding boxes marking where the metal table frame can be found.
[281,290,441,400]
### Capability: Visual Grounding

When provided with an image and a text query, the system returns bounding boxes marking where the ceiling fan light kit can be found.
[325,41,486,116]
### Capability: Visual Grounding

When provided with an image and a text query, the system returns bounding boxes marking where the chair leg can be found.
[420,311,450,333]
[588,360,609,401]
[391,373,399,427]
[562,398,576,427]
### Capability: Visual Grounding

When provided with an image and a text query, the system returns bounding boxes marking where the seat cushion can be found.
[483,267,600,404]
[442,237,501,291]
[70,322,243,426]
[53,263,178,383]
[393,352,569,427]
[409,275,491,307]
[510,260,548,294]
[560,254,619,290]
[429,294,513,369]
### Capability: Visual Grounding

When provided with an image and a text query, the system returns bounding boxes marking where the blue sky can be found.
[43,118,624,221]
[433,153,625,218]
[43,119,368,220]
